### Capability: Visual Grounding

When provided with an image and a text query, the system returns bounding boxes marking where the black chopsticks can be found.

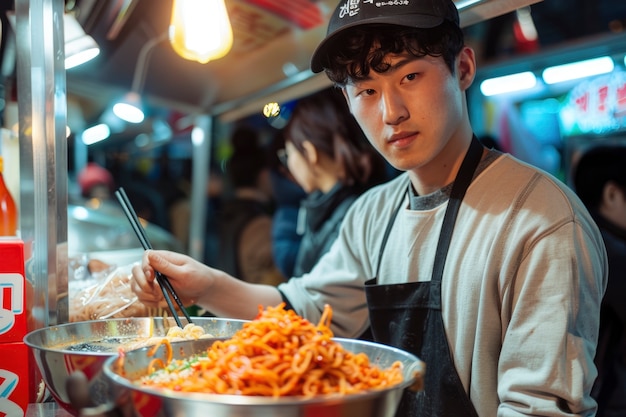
[114,187,193,328]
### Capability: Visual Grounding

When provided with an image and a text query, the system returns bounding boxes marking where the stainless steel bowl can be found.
[102,337,424,417]
[23,317,247,416]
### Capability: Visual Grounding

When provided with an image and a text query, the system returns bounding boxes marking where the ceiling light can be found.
[479,71,537,96]
[263,102,281,118]
[6,12,100,69]
[514,7,538,43]
[169,0,233,64]
[112,92,144,124]
[542,56,614,85]
[64,13,100,69]
[112,34,168,124]
[82,123,111,145]
[191,125,205,146]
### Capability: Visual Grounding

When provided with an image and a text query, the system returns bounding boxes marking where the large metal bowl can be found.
[102,337,424,417]
[23,317,247,416]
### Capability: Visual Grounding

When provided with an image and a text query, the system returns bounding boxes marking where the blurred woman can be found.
[281,88,390,276]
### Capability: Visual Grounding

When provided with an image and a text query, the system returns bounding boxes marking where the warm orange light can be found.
[169,0,233,64]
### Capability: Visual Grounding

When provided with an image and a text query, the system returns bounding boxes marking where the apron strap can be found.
[428,135,483,305]
[374,193,405,280]
[374,135,484,285]
[431,135,484,283]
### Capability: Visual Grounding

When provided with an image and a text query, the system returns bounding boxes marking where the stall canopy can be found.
[1,0,544,141]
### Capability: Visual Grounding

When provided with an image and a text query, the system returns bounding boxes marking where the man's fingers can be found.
[130,274,164,306]
[145,250,185,277]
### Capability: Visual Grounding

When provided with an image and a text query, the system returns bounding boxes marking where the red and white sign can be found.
[0,342,29,416]
[560,70,626,135]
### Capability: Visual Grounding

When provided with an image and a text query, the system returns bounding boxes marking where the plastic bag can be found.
[69,259,152,322]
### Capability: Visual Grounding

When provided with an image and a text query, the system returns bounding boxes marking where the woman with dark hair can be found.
[281,88,389,276]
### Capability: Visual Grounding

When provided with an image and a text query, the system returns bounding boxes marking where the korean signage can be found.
[560,70,626,136]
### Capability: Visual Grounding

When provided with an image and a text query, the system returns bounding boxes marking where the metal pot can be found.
[23,317,247,416]
[102,337,425,417]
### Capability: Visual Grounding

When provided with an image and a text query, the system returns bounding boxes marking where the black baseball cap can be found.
[310,0,460,73]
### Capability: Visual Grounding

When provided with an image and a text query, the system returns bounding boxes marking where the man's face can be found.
[341,47,475,179]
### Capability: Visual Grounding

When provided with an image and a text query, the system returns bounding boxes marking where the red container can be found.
[0,238,30,416]
[0,238,26,343]
[0,341,30,415]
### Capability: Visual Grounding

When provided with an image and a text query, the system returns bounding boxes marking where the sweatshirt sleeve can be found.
[496,197,608,416]
[277,190,388,337]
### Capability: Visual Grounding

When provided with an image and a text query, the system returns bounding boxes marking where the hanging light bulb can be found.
[169,0,234,64]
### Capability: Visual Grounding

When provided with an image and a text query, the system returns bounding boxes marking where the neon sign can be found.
[560,70,626,136]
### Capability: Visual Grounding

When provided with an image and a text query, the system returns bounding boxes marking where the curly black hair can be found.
[321,21,464,87]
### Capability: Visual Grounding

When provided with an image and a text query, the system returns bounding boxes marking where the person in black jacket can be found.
[215,126,284,286]
[573,144,626,417]
[267,129,307,278]
[280,88,389,276]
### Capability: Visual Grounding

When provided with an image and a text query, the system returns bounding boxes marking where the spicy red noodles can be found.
[136,303,404,398]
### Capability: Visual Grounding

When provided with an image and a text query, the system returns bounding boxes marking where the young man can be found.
[131,0,608,415]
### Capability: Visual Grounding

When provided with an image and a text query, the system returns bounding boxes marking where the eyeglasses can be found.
[277,148,288,167]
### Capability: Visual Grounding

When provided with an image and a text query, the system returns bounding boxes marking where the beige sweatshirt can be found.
[279,152,608,416]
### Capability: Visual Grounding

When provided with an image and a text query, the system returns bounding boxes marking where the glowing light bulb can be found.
[169,0,233,64]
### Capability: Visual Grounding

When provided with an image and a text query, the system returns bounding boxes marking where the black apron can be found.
[365,136,483,417]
